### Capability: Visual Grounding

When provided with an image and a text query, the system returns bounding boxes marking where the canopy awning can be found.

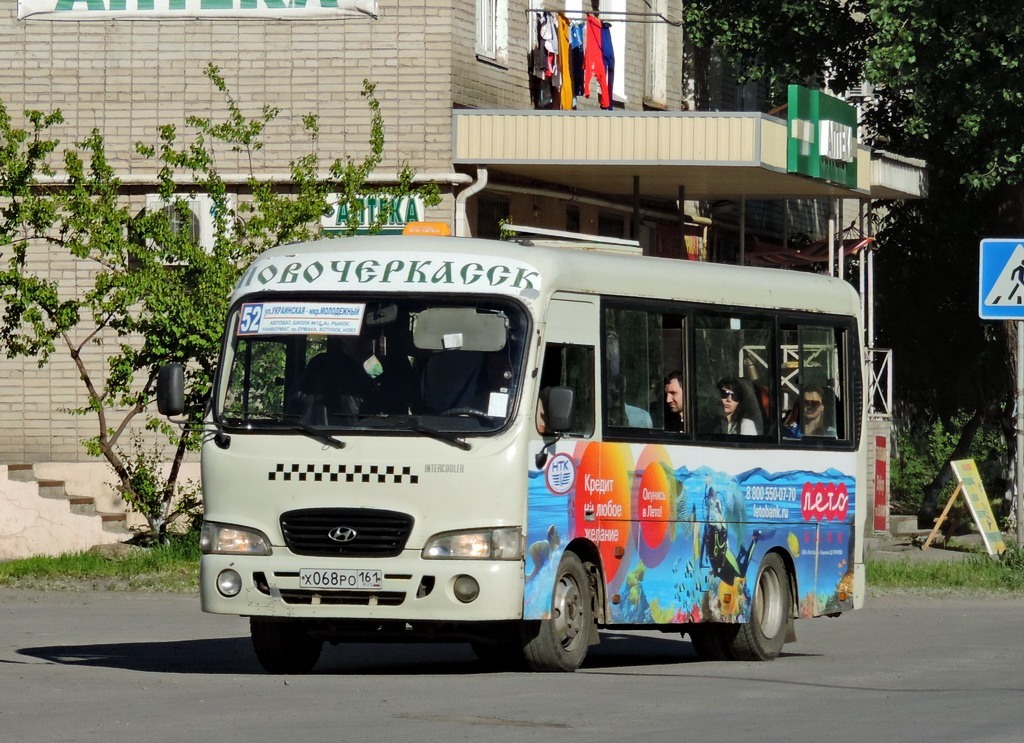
[453,110,928,201]
[746,233,875,269]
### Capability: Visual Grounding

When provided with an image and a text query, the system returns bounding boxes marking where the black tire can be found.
[521,551,594,672]
[250,617,323,674]
[731,552,790,661]
[687,623,738,661]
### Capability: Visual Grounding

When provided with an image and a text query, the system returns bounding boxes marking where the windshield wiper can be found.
[382,415,471,451]
[264,414,346,449]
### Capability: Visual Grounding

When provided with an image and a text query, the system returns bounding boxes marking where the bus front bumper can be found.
[199,552,526,622]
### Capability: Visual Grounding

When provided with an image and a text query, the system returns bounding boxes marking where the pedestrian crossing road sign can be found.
[979,239,1024,319]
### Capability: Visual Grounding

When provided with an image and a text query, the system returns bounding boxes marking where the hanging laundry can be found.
[569,20,585,97]
[600,21,615,110]
[583,14,611,109]
[541,12,559,84]
[556,14,574,109]
[531,11,547,79]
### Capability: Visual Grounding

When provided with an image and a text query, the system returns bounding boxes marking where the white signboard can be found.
[234,251,543,298]
[237,302,365,336]
[18,0,378,21]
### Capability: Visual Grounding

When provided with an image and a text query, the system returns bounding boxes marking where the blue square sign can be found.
[979,239,1024,319]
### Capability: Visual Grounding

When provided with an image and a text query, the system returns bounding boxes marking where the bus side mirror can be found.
[544,386,575,433]
[157,363,185,417]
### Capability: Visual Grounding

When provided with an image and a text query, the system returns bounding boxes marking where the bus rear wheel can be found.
[522,551,593,672]
[250,617,323,674]
[731,553,790,661]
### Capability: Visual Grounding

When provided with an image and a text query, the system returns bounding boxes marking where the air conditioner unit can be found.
[144,193,233,253]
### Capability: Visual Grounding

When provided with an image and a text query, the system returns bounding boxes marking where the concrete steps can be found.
[888,514,924,537]
[5,464,128,535]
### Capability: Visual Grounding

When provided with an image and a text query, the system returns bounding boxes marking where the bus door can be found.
[525,294,598,617]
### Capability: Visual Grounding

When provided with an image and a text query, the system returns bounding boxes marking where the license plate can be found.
[298,568,382,590]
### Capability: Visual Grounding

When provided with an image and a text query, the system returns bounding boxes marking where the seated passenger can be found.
[785,384,837,438]
[716,376,757,436]
[664,369,686,432]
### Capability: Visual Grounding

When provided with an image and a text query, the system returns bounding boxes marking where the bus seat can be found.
[419,350,487,413]
[736,377,765,435]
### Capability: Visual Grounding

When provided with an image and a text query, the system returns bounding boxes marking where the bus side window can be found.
[603,307,661,430]
[781,323,845,442]
[537,343,595,437]
[693,312,775,438]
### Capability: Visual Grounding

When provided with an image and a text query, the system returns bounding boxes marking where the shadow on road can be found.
[17,637,262,674]
[17,631,799,675]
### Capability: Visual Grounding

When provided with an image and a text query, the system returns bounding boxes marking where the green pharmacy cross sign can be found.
[787,85,858,188]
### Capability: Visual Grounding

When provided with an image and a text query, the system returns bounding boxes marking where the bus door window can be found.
[537,343,595,437]
[693,313,775,438]
[603,307,660,430]
[781,323,844,441]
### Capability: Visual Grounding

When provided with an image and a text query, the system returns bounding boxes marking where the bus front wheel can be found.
[731,553,790,661]
[521,551,594,672]
[250,617,323,674]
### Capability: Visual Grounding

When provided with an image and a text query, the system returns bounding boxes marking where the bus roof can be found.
[234,235,862,318]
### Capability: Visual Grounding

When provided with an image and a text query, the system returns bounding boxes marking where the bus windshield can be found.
[215,295,529,435]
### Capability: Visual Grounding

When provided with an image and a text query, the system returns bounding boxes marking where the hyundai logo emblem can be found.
[328,526,358,543]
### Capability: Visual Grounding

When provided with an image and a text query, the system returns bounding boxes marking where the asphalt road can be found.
[2,588,1023,743]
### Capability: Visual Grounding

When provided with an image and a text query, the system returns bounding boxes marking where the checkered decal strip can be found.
[268,463,419,484]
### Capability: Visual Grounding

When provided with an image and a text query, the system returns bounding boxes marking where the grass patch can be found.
[867,549,1024,593]
[0,532,200,592]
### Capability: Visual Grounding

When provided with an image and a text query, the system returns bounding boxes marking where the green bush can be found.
[890,412,1006,516]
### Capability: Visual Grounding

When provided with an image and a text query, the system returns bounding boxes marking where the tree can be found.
[677,1,1024,522]
[866,1,1024,519]
[679,0,871,105]
[0,66,440,541]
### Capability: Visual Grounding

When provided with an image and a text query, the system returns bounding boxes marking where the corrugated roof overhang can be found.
[453,110,927,202]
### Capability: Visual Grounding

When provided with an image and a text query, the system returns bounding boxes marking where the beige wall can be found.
[3,4,456,173]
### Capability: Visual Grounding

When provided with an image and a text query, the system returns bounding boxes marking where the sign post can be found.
[978,238,1024,546]
[923,459,1006,556]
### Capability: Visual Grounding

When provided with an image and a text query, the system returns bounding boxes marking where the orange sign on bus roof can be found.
[402,222,451,236]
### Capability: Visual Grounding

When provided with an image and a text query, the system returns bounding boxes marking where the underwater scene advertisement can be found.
[525,442,857,626]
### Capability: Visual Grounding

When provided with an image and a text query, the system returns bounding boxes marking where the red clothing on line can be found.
[582,14,610,109]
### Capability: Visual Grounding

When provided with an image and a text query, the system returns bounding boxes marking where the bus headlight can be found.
[422,527,524,560]
[201,522,272,555]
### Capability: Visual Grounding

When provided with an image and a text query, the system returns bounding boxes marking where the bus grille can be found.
[280,508,414,557]
[278,590,407,606]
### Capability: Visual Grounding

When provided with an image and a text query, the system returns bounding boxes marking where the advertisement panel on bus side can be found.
[525,442,857,626]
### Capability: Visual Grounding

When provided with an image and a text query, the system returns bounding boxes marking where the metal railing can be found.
[867,347,893,417]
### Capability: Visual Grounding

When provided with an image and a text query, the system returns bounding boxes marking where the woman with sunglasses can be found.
[716,377,757,435]
[785,384,837,438]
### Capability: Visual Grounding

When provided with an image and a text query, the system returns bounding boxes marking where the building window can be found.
[598,212,625,239]
[566,205,580,233]
[476,0,508,64]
